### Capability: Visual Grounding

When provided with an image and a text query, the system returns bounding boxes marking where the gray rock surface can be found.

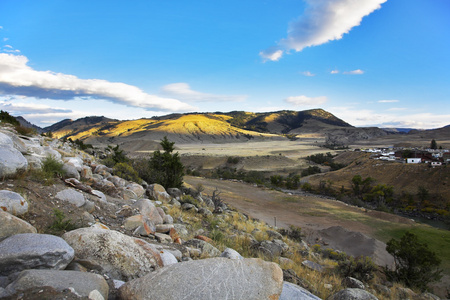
[62,228,163,281]
[0,134,28,178]
[132,199,163,225]
[343,277,365,289]
[0,210,37,241]
[327,288,378,300]
[220,248,243,260]
[4,269,108,299]
[118,257,283,300]
[0,190,29,216]
[0,233,74,276]
[184,238,221,257]
[55,188,86,207]
[302,260,324,272]
[62,163,80,180]
[280,281,322,300]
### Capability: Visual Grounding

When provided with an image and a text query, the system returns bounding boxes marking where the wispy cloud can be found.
[259,48,284,62]
[260,0,387,61]
[0,53,195,111]
[330,70,339,74]
[378,99,399,103]
[387,107,407,111]
[329,106,450,129]
[0,99,72,114]
[343,69,364,75]
[285,95,327,106]
[301,71,315,77]
[159,82,247,102]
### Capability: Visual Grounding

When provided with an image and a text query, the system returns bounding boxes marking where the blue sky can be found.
[0,0,449,129]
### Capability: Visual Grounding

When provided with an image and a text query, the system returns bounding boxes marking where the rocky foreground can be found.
[0,124,443,299]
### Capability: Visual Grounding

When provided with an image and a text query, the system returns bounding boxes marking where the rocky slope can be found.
[0,122,442,299]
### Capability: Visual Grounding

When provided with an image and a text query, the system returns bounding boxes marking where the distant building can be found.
[407,158,421,164]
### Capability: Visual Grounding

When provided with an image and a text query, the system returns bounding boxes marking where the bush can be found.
[14,125,36,136]
[113,162,141,183]
[42,156,65,178]
[336,256,377,282]
[49,209,77,231]
[384,231,442,291]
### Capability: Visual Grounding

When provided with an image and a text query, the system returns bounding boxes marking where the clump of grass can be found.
[42,156,65,178]
[49,208,77,232]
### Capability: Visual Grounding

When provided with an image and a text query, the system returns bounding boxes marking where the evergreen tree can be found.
[148,136,184,188]
[430,139,437,149]
[385,232,442,291]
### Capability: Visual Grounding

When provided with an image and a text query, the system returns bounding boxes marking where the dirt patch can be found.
[184,176,405,266]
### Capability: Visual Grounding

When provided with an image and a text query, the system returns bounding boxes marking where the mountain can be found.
[45,116,118,137]
[15,116,44,134]
[45,109,398,149]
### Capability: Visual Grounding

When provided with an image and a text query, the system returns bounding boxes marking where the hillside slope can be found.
[48,109,392,148]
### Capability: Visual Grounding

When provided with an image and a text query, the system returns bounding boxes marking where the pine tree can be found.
[385,232,442,291]
[148,137,184,188]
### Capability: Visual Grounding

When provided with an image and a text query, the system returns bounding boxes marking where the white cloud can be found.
[378,99,399,103]
[331,70,339,74]
[301,71,315,77]
[2,38,8,42]
[4,45,12,48]
[260,0,387,61]
[285,95,328,106]
[387,107,406,111]
[329,106,450,129]
[0,53,195,112]
[343,69,364,75]
[0,99,71,114]
[259,48,284,62]
[0,26,3,30]
[159,82,247,102]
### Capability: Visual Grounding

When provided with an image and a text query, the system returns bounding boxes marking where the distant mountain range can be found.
[12,109,450,150]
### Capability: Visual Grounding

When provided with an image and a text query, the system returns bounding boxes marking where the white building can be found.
[407,158,422,164]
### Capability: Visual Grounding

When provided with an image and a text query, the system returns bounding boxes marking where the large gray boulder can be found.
[118,257,283,300]
[147,184,171,202]
[0,190,29,216]
[55,188,86,207]
[0,142,28,178]
[132,199,163,225]
[0,210,37,241]
[0,233,74,276]
[62,163,80,180]
[327,288,378,300]
[3,269,108,299]
[280,282,322,300]
[62,228,163,281]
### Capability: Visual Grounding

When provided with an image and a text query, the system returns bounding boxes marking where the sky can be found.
[0,0,449,129]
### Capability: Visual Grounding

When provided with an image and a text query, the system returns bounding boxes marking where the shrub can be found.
[336,256,377,282]
[301,182,313,192]
[384,231,442,291]
[14,125,36,136]
[301,166,321,177]
[42,156,65,178]
[49,209,77,231]
[113,162,141,183]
